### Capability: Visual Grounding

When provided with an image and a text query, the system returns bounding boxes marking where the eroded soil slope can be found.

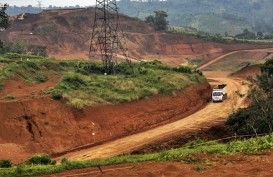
[0,82,211,163]
[1,8,273,64]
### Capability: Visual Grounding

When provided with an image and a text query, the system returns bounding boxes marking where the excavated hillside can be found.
[1,8,273,65]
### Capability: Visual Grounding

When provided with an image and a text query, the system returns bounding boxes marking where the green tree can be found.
[0,3,10,47]
[145,11,169,31]
[235,28,256,39]
[226,58,273,135]
[257,31,264,39]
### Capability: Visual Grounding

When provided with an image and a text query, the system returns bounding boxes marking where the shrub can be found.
[173,66,193,74]
[61,158,69,164]
[76,62,104,75]
[61,73,88,90]
[51,89,63,100]
[0,160,12,168]
[27,154,56,165]
[33,72,48,83]
[116,62,134,75]
[226,58,273,135]
[2,95,16,100]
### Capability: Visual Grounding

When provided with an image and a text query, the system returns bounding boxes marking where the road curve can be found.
[199,47,273,70]
[60,77,248,161]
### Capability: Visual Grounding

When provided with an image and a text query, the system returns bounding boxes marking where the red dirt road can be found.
[59,76,248,161]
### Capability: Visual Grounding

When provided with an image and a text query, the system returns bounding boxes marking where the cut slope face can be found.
[0,55,211,163]
[0,83,211,163]
[1,8,273,64]
[202,49,273,72]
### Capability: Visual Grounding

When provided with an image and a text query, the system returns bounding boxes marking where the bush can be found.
[2,95,16,100]
[116,62,134,75]
[61,73,88,90]
[27,154,56,165]
[51,89,63,100]
[76,62,104,75]
[0,160,12,168]
[61,158,69,164]
[226,58,273,135]
[173,66,193,74]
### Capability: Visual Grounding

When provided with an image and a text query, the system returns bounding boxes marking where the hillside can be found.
[0,53,211,163]
[117,0,273,35]
[1,8,273,65]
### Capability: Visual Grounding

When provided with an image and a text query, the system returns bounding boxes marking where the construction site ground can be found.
[1,8,273,176]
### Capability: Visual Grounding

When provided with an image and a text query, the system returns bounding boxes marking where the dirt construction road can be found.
[199,47,273,70]
[60,76,248,161]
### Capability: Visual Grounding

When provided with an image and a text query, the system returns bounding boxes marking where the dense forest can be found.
[5,0,273,36]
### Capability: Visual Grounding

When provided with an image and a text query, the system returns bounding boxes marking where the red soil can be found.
[1,8,273,65]
[230,64,262,79]
[0,82,211,163]
[47,150,273,177]
[0,75,62,100]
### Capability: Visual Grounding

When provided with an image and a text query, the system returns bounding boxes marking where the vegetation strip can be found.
[1,133,273,177]
[0,53,205,109]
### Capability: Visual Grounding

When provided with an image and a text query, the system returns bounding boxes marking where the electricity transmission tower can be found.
[37,1,42,9]
[89,0,129,74]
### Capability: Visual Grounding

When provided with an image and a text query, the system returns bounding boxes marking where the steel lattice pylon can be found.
[89,0,128,74]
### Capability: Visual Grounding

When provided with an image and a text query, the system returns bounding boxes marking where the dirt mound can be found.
[230,64,262,79]
[1,8,273,64]
[0,82,211,163]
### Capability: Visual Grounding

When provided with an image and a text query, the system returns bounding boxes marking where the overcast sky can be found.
[2,0,96,7]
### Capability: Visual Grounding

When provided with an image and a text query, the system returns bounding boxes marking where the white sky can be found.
[1,0,96,7]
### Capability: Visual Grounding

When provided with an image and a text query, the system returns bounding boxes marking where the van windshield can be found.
[213,92,222,96]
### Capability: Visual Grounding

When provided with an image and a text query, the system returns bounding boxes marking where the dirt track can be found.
[199,47,273,70]
[61,76,248,161]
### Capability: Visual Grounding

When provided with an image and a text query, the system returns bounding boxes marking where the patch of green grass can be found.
[2,134,273,176]
[1,95,16,100]
[0,53,79,87]
[48,61,205,109]
[0,53,206,109]
[194,166,207,172]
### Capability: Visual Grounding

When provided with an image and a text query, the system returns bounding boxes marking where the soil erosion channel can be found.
[60,72,248,161]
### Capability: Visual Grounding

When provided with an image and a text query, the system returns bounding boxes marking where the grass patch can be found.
[1,95,16,100]
[194,166,208,172]
[2,134,273,176]
[47,60,206,109]
[0,54,205,109]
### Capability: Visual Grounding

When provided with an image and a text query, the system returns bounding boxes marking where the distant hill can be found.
[117,0,273,36]
[2,8,272,64]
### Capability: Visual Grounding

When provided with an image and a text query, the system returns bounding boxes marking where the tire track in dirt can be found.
[59,77,248,161]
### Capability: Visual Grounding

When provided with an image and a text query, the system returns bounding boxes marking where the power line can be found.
[89,0,129,74]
